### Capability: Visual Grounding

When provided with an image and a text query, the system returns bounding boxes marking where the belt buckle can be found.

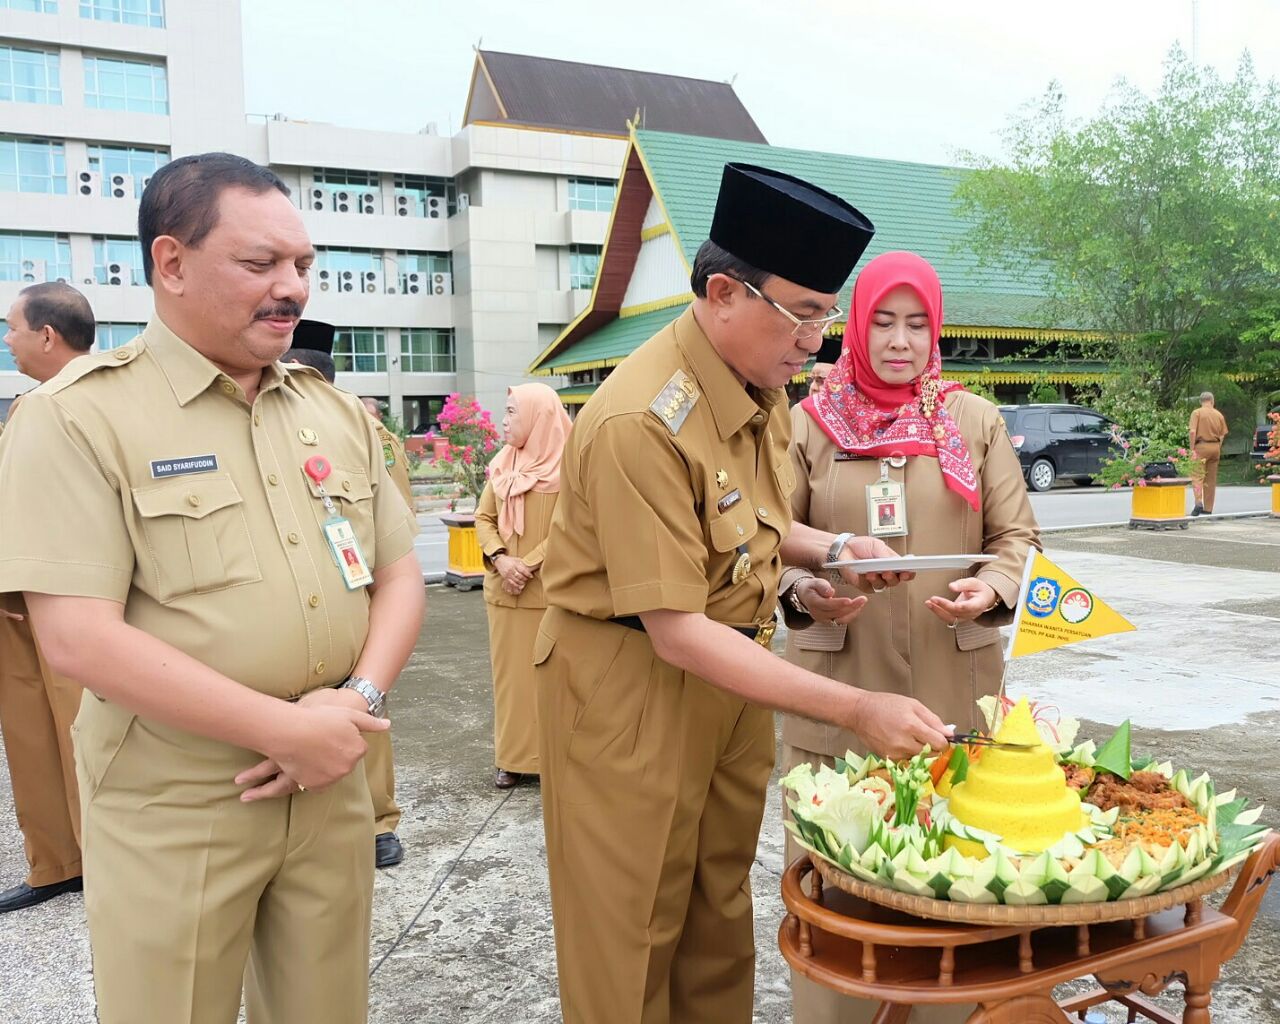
[754,619,777,648]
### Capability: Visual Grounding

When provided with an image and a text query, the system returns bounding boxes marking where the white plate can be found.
[822,554,998,573]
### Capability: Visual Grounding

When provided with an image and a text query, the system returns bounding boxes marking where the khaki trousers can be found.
[364,726,401,834]
[535,609,775,1024]
[783,743,972,1024]
[75,696,374,1024]
[487,603,542,774]
[1193,440,1222,513]
[0,592,83,887]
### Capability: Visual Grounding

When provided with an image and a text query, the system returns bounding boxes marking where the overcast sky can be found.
[240,0,1280,166]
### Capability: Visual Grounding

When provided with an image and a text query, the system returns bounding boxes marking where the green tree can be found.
[955,46,1280,413]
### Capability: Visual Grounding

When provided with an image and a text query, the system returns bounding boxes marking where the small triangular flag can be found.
[1007,547,1135,659]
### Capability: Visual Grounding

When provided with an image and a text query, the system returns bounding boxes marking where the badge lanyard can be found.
[866,455,909,538]
[304,455,373,590]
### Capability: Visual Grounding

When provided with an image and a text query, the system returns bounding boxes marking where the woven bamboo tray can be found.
[811,854,1232,926]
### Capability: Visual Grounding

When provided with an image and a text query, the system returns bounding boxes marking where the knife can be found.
[948,730,1038,750]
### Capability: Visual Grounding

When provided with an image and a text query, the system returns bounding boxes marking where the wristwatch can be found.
[788,580,810,616]
[824,532,856,583]
[339,676,386,718]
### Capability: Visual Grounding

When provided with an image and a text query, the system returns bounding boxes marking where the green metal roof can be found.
[541,306,683,374]
[635,128,1068,328]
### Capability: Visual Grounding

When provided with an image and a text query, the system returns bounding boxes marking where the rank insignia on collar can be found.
[648,369,700,435]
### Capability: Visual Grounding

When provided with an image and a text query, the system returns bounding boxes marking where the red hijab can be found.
[801,251,979,510]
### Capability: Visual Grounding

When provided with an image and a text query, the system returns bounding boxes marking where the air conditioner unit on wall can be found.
[109,173,134,199]
[337,270,356,293]
[425,195,444,219]
[309,187,328,212]
[140,175,154,194]
[75,169,101,197]
[403,271,426,294]
[394,194,415,217]
[431,272,452,296]
[357,191,377,215]
[361,270,382,294]
[316,268,334,292]
[457,192,470,210]
[106,262,131,286]
[20,259,46,283]
[333,190,354,214]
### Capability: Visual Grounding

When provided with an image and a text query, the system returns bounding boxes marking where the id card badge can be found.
[866,458,909,538]
[304,455,373,590]
[323,517,374,589]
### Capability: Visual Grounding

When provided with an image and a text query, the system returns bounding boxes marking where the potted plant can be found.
[1095,430,1204,527]
[432,393,501,589]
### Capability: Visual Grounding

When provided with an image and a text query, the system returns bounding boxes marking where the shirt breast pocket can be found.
[303,465,376,557]
[709,501,758,552]
[132,474,262,603]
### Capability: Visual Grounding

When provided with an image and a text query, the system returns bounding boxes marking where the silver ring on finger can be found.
[945,621,957,630]
[298,784,307,792]
[871,584,886,594]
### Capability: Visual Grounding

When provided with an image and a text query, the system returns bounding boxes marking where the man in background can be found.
[1189,391,1229,515]
[0,282,96,913]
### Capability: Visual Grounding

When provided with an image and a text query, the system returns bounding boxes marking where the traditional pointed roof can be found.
[531,128,1104,378]
[463,51,767,142]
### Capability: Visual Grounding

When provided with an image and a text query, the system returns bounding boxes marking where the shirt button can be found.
[113,349,130,361]
[315,661,326,675]
[254,413,261,426]
[187,494,200,507]
[268,473,279,485]
[221,381,236,395]
[308,593,320,608]
[758,507,768,517]
[287,531,300,544]
[736,525,745,536]
[342,480,351,492]
[751,413,765,425]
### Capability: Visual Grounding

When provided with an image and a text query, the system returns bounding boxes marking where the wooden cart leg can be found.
[968,994,1071,1022]
[1183,979,1212,1024]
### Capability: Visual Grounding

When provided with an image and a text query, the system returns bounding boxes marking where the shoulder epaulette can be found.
[648,369,700,435]
[42,339,146,395]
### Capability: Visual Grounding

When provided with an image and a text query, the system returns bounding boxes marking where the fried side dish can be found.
[1061,763,1095,792]
[1085,770,1191,813]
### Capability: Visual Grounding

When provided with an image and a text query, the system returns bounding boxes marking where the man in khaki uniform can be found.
[0,154,424,1024]
[0,282,95,913]
[1189,391,1229,515]
[535,163,949,1024]
[285,328,413,870]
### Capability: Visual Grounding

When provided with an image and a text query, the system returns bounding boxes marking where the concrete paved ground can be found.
[2,519,1279,1022]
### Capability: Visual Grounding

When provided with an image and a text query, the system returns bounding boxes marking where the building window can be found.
[80,0,165,27]
[0,231,72,283]
[305,169,380,213]
[0,45,62,105]
[96,322,145,349]
[85,144,167,197]
[0,136,66,194]
[401,329,455,373]
[92,237,146,285]
[569,244,601,290]
[333,328,386,373]
[568,177,615,213]
[395,251,451,294]
[83,55,168,114]
[3,1,59,12]
[313,248,384,293]
[391,174,456,218]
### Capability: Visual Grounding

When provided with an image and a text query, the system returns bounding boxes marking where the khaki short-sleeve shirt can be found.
[541,307,794,627]
[372,420,413,508]
[0,318,418,699]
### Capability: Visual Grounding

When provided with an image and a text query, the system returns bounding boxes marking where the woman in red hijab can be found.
[778,252,1041,1023]
[475,384,572,789]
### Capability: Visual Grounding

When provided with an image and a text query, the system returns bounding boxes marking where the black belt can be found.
[610,615,777,647]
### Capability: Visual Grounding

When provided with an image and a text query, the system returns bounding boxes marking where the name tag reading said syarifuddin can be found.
[150,454,219,479]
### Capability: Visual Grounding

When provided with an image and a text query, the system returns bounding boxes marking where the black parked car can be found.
[998,404,1119,492]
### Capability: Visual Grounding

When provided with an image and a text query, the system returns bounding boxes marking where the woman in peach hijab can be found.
[475,383,572,789]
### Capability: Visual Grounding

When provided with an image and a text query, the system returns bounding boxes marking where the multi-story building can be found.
[0,1,763,425]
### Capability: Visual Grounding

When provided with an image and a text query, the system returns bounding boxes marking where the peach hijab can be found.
[486,383,572,538]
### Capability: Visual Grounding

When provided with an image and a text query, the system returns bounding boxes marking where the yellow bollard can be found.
[1129,477,1191,530]
[1269,476,1280,518]
[440,512,486,590]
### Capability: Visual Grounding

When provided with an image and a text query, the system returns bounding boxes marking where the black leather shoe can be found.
[495,769,521,789]
[375,832,404,869]
[0,876,83,913]
[1191,505,1205,517]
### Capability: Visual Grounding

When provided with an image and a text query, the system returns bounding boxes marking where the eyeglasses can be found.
[738,279,842,340]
